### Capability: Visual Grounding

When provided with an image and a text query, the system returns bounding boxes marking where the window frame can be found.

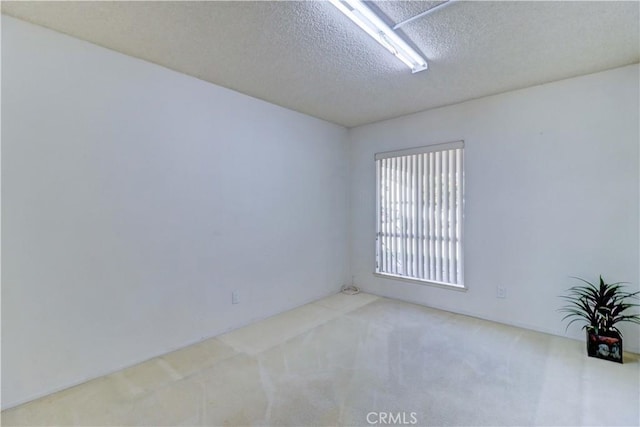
[374,141,466,291]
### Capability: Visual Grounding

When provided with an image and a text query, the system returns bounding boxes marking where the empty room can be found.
[1,1,639,426]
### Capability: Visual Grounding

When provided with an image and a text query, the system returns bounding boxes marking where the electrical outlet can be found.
[496,286,507,299]
[232,290,239,304]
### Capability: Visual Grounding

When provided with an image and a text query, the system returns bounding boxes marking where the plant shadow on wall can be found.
[559,276,640,363]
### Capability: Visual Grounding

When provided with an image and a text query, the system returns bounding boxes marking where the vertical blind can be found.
[375,141,464,287]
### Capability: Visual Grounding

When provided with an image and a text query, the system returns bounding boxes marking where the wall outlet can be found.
[232,290,240,304]
[496,286,507,299]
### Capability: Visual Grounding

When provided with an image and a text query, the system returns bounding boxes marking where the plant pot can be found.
[586,331,623,363]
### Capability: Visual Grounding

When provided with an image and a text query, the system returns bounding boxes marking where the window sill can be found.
[373,272,468,292]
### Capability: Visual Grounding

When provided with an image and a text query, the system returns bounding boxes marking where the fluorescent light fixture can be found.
[329,0,428,73]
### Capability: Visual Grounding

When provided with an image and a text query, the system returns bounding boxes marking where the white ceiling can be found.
[2,1,639,127]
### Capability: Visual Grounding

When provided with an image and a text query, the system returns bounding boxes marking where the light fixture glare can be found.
[329,0,428,73]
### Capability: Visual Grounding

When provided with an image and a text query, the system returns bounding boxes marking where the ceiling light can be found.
[329,0,428,73]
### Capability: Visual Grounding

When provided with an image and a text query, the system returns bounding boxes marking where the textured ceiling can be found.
[2,1,639,127]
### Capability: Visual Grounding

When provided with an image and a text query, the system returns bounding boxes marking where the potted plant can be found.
[559,275,640,363]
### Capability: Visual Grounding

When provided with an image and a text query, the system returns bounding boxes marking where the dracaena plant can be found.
[559,276,640,337]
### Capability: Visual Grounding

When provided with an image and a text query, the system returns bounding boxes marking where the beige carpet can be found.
[2,293,639,426]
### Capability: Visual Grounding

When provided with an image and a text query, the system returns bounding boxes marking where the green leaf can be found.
[560,276,640,334]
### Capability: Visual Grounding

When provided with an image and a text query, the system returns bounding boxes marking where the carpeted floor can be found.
[2,292,639,426]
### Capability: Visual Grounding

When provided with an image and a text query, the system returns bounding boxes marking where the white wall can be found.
[1,16,349,409]
[349,64,640,352]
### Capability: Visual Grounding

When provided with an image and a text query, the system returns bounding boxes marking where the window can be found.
[375,141,465,288]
